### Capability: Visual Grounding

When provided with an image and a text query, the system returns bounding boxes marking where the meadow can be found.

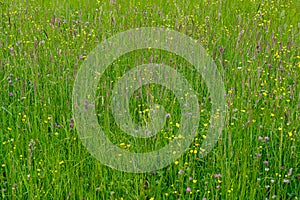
[0,0,299,199]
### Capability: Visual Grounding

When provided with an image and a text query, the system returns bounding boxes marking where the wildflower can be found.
[186,187,191,192]
[178,169,184,175]
[12,183,18,190]
[265,185,270,189]
[270,179,275,183]
[288,168,293,176]
[213,173,222,178]
[9,92,13,97]
[283,179,290,184]
[263,160,269,165]
[265,168,270,172]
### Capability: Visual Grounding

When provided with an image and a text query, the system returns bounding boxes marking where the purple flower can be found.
[189,177,193,181]
[259,125,263,129]
[9,92,13,97]
[213,173,222,178]
[70,118,74,122]
[166,113,171,117]
[264,136,269,141]
[256,153,262,157]
[186,187,191,192]
[70,123,74,129]
[263,160,269,165]
[178,169,184,175]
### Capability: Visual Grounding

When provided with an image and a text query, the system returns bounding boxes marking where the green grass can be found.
[0,0,299,199]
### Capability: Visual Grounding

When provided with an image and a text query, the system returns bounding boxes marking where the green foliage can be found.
[0,0,299,199]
